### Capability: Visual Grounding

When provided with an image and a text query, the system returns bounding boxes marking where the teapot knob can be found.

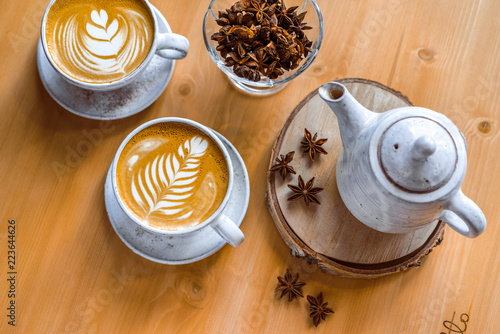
[411,136,436,161]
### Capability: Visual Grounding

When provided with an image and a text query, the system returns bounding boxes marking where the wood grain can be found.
[266,79,446,278]
[1,0,499,333]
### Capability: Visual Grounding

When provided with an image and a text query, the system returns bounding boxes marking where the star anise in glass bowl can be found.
[203,0,323,96]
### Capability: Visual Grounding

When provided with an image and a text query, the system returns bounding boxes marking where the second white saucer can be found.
[104,131,250,264]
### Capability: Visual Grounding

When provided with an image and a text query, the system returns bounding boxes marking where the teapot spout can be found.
[319,82,375,150]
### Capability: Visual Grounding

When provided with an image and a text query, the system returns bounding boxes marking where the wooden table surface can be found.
[1,0,499,333]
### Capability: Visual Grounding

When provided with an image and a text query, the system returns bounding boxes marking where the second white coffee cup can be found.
[40,0,189,91]
[110,117,245,248]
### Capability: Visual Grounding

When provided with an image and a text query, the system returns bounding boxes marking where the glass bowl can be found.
[203,0,323,96]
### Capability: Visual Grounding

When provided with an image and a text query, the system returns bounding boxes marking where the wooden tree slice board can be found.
[266,78,446,279]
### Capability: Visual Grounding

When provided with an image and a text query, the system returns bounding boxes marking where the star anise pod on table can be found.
[275,268,306,301]
[270,151,296,180]
[307,292,334,327]
[287,175,323,206]
[301,128,328,161]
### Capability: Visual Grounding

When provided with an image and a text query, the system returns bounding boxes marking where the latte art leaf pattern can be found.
[131,137,209,221]
[85,10,123,57]
[46,1,154,83]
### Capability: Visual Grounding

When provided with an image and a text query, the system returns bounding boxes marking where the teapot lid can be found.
[379,117,457,192]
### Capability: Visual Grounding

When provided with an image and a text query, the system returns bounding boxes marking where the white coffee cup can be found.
[109,117,245,247]
[40,0,189,91]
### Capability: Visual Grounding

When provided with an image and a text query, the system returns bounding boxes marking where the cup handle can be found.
[211,213,245,247]
[156,33,189,59]
[439,190,486,238]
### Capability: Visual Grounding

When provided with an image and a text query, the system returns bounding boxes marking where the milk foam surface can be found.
[116,123,229,230]
[45,0,154,84]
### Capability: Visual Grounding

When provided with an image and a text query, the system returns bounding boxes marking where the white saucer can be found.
[36,6,175,120]
[104,131,250,264]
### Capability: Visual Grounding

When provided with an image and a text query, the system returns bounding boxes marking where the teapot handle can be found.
[440,190,486,238]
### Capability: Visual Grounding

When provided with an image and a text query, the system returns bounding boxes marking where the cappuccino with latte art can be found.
[44,0,155,84]
[116,122,230,231]
[108,118,245,250]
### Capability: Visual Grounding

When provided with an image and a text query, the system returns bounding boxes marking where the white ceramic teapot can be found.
[318,82,486,238]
